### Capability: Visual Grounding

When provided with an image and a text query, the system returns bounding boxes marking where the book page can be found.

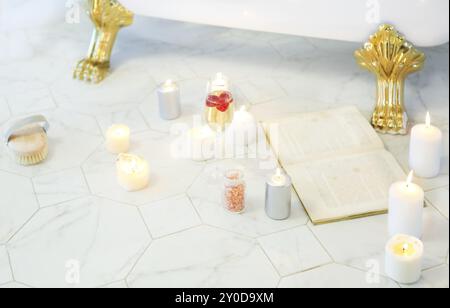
[285,149,406,224]
[265,106,384,165]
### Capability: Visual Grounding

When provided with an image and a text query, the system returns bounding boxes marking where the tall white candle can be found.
[265,168,292,220]
[409,112,443,178]
[388,171,424,238]
[116,154,149,192]
[385,234,423,284]
[106,124,130,154]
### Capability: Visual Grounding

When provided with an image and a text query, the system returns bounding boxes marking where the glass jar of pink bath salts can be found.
[223,169,246,214]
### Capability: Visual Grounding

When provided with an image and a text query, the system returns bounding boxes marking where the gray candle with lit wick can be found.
[265,168,292,220]
[157,80,181,120]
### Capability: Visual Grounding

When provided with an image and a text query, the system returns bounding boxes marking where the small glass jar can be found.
[223,169,246,214]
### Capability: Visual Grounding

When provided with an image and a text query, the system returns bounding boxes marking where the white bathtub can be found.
[121,0,449,47]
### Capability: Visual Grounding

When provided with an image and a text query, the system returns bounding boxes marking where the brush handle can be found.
[3,115,50,144]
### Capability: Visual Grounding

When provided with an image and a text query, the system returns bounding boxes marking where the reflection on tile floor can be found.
[0,16,448,288]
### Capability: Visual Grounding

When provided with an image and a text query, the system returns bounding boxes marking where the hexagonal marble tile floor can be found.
[0,16,448,288]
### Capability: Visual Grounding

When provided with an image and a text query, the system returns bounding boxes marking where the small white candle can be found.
[265,168,292,220]
[385,234,423,284]
[409,112,443,178]
[106,125,130,154]
[157,80,181,120]
[116,153,149,192]
[187,126,216,161]
[388,171,424,238]
[231,106,257,146]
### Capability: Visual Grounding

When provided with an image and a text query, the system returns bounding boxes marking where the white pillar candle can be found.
[389,171,424,238]
[265,168,292,220]
[106,124,130,154]
[385,234,424,284]
[409,112,443,178]
[116,154,149,192]
[231,106,257,146]
[157,80,181,120]
[187,126,216,162]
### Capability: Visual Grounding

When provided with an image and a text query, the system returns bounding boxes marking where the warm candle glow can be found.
[272,168,286,185]
[116,153,149,192]
[426,112,431,128]
[162,79,177,91]
[106,124,130,154]
[118,154,146,174]
[392,241,417,257]
[276,168,282,177]
[402,243,409,254]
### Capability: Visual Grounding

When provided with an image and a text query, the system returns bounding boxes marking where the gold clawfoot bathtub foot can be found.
[355,25,425,135]
[74,0,133,83]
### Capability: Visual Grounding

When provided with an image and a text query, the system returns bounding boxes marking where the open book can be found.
[264,106,406,225]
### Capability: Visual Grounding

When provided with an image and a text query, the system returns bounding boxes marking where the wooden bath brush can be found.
[3,115,50,166]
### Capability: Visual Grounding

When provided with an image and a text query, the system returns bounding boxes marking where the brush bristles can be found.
[10,143,48,166]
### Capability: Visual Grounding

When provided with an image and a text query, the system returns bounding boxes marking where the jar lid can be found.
[224,169,245,185]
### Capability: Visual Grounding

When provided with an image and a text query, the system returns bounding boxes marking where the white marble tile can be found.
[258,227,332,276]
[0,282,29,289]
[0,97,10,125]
[6,86,56,116]
[269,37,320,61]
[127,226,279,288]
[0,246,12,285]
[140,194,201,238]
[402,265,449,289]
[51,69,155,116]
[0,109,103,178]
[83,131,205,206]
[309,207,449,275]
[0,171,38,244]
[251,96,344,122]
[186,40,283,81]
[101,280,129,288]
[426,187,449,219]
[8,197,151,288]
[188,160,308,238]
[96,109,149,135]
[32,168,90,208]
[147,64,198,86]
[279,263,399,288]
[237,77,286,105]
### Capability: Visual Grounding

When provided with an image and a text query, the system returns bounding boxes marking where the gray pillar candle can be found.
[157,80,181,120]
[265,168,292,220]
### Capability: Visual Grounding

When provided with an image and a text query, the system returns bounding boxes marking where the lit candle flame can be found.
[426,112,431,128]
[272,168,285,185]
[402,243,409,254]
[276,168,283,177]
[406,170,414,187]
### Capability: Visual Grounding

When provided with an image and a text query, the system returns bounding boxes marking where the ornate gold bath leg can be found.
[355,25,425,135]
[74,0,133,83]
